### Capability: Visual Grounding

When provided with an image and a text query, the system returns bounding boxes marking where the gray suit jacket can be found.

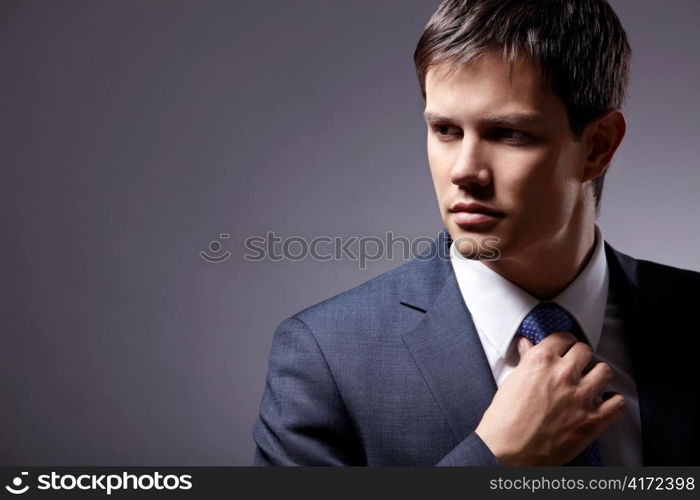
[252,229,700,465]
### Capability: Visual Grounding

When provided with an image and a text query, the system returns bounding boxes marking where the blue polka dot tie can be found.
[517,302,602,466]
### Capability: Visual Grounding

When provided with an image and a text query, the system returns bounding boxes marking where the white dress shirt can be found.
[449,224,643,465]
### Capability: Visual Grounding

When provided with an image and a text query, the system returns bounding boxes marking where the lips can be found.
[449,202,505,229]
[448,202,505,217]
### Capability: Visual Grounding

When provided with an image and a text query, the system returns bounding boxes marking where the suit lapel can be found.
[400,230,497,444]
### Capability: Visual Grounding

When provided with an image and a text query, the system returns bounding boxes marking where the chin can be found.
[446,224,505,261]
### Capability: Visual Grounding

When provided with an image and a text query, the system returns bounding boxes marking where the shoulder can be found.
[285,229,453,343]
[608,244,700,305]
[290,258,422,343]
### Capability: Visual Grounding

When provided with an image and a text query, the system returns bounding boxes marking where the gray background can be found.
[1,0,698,465]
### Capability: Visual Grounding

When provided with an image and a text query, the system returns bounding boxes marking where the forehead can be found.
[424,53,566,124]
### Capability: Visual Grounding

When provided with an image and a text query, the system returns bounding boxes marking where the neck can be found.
[483,219,597,301]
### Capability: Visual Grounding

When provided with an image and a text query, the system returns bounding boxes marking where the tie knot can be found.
[517,302,582,344]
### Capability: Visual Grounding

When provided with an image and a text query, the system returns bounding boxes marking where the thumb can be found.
[517,336,533,360]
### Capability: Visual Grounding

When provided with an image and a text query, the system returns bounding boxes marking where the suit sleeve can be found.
[252,316,365,465]
[436,432,502,466]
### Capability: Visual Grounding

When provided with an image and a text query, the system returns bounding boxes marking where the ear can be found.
[581,110,627,183]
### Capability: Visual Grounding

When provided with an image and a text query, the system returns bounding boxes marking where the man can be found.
[252,0,700,466]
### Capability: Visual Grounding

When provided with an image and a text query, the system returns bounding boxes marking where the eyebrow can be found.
[423,111,547,128]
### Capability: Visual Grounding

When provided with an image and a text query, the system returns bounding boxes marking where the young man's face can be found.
[424,52,592,260]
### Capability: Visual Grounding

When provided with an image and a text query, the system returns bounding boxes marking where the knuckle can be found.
[553,364,576,385]
[529,347,554,364]
[573,389,590,407]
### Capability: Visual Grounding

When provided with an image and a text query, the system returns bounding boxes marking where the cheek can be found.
[504,150,579,232]
[427,142,453,191]
[496,148,562,203]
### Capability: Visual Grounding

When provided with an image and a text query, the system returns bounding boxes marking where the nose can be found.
[450,134,491,187]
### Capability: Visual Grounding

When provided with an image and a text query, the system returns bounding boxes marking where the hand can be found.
[474,331,626,466]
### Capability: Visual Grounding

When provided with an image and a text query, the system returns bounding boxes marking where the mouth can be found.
[448,202,505,229]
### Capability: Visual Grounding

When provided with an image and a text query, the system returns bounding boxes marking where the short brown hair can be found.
[413,0,631,211]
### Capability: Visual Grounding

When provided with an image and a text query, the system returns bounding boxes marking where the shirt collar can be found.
[449,224,609,357]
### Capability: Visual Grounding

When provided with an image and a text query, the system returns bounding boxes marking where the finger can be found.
[517,336,533,359]
[591,393,626,432]
[537,331,578,356]
[579,362,614,401]
[562,341,594,375]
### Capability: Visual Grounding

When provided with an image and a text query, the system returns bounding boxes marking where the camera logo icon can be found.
[5,472,29,494]
[200,233,231,263]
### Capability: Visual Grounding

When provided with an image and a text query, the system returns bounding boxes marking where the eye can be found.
[494,128,531,143]
[431,123,462,140]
